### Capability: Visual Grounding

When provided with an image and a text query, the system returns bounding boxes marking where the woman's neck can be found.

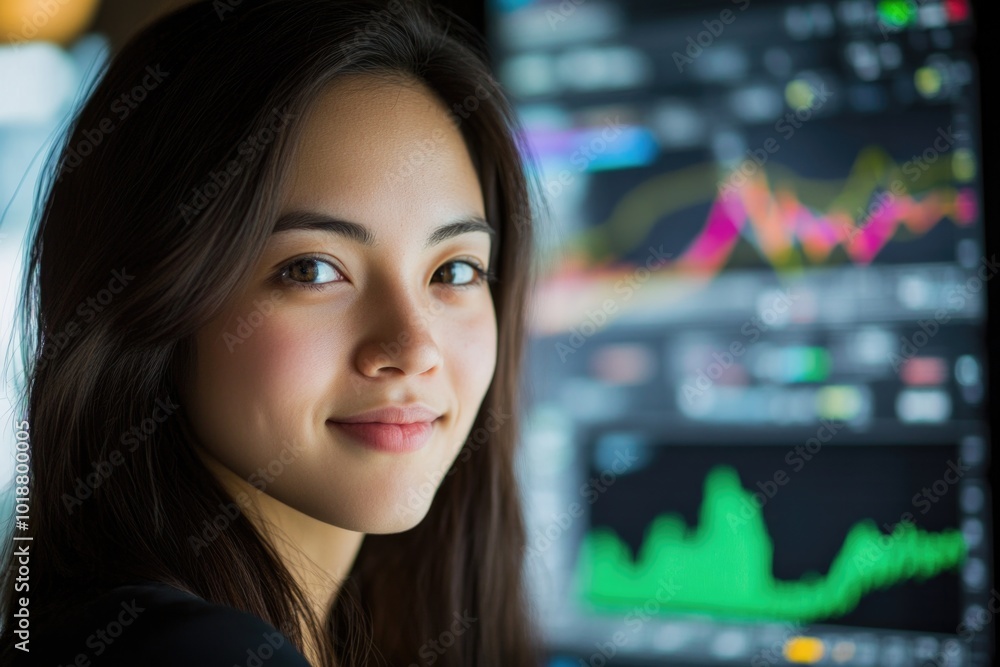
[194,446,365,665]
[262,498,365,664]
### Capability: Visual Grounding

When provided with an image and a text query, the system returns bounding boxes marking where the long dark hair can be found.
[0,0,544,664]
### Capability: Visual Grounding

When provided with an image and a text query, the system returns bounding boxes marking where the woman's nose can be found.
[353,286,443,378]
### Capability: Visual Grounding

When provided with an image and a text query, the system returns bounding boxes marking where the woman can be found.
[0,0,545,664]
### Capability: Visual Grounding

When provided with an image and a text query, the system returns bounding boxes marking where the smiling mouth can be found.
[326,418,439,453]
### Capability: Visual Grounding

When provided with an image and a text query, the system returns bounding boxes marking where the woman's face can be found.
[181,75,497,533]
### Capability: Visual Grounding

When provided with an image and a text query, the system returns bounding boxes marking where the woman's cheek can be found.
[208,304,338,420]
[458,300,498,394]
[248,313,342,392]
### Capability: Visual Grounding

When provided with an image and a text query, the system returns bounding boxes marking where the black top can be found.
[8,581,312,666]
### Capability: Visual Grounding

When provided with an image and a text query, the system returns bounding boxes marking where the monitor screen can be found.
[487,0,992,664]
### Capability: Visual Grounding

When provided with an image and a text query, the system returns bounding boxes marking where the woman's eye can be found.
[434,260,490,289]
[277,257,342,290]
[274,257,495,292]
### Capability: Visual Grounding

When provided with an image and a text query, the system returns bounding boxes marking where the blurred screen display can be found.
[488,0,991,665]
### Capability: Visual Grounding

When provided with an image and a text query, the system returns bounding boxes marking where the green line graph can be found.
[575,466,968,622]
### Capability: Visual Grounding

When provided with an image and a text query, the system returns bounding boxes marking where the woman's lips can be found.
[327,419,437,453]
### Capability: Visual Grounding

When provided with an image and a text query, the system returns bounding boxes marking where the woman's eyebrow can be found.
[271,211,495,249]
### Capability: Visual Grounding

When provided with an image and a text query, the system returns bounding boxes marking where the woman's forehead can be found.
[280,76,485,226]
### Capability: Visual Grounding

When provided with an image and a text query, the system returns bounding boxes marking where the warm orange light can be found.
[784,636,825,664]
[0,0,101,46]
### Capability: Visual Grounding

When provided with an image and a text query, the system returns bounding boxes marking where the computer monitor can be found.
[487,0,992,665]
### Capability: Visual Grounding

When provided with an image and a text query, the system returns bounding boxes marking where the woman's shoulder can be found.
[13,579,312,666]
